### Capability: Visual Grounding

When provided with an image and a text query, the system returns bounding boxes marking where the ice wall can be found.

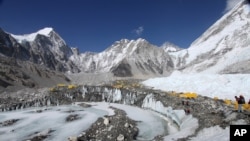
[81,86,137,105]
[0,96,56,112]
[142,94,181,126]
[1,86,139,112]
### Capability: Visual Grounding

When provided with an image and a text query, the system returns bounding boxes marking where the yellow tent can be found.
[179,92,198,99]
[68,84,77,89]
[57,84,66,87]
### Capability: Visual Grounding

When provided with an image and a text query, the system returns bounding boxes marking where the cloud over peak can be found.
[133,26,144,36]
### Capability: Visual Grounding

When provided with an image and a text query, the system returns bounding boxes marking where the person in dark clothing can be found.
[235,95,245,112]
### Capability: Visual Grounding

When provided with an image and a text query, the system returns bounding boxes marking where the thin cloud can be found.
[224,0,241,13]
[133,26,144,36]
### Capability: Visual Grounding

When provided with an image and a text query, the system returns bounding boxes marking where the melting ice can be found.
[0,105,108,141]
[0,103,173,141]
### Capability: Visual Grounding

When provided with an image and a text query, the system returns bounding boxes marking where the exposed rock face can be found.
[27,33,72,72]
[0,28,30,60]
[0,28,72,91]
[9,28,79,73]
[111,60,133,77]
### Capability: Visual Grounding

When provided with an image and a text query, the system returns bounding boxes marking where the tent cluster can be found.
[179,92,198,99]
[168,91,198,99]
[170,91,250,111]
[49,84,78,92]
[111,80,142,89]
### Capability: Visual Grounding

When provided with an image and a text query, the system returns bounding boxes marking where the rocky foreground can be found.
[0,82,250,141]
[77,106,139,141]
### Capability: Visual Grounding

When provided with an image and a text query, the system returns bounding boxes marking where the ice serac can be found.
[81,86,137,104]
[142,94,181,125]
[174,0,250,74]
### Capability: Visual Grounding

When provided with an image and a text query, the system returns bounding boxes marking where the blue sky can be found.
[0,0,240,53]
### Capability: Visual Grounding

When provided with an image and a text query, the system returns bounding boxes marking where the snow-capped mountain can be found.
[69,0,250,76]
[70,38,174,77]
[0,28,73,90]
[174,0,250,74]
[9,27,80,73]
[1,27,174,79]
[161,42,182,53]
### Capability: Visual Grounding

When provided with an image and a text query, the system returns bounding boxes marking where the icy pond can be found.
[0,102,172,141]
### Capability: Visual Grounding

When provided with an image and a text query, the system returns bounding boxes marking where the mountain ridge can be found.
[174,0,250,74]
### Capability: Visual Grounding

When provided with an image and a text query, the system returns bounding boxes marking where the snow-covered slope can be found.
[141,1,250,111]
[142,72,250,101]
[174,0,250,74]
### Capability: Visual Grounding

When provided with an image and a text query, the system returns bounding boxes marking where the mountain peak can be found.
[113,38,147,44]
[36,27,54,36]
[161,42,182,52]
[135,38,145,42]
[11,27,54,43]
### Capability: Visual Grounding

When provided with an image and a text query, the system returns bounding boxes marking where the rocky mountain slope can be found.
[0,28,71,92]
[0,54,70,92]
[10,27,79,73]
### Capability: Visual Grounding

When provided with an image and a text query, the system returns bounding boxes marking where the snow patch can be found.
[190,126,229,141]
[11,27,53,43]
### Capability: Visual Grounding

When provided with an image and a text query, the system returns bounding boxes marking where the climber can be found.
[235,95,245,112]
